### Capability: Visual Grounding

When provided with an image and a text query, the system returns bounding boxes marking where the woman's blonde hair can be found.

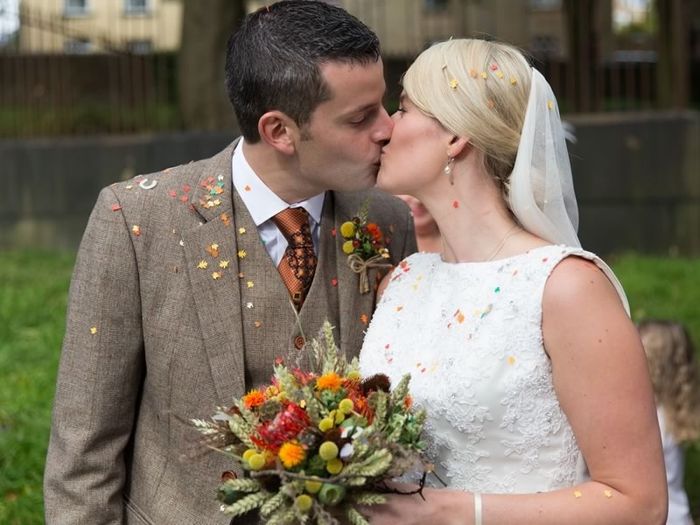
[638,320,700,443]
[402,38,531,193]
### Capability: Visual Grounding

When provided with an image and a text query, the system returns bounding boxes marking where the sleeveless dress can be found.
[359,245,628,493]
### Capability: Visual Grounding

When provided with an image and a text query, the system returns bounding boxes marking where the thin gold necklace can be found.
[485,225,522,262]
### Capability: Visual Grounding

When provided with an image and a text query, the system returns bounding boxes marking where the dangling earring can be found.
[444,156,455,185]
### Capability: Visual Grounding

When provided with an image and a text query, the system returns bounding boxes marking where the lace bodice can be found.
[359,245,625,493]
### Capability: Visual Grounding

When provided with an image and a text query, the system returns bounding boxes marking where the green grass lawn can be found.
[0,250,698,522]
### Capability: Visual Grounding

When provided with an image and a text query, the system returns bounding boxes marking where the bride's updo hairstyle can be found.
[402,39,531,195]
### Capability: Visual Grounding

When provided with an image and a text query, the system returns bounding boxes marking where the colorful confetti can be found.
[331,278,338,287]
[573,490,582,499]
[237,250,247,259]
[238,227,246,235]
[510,77,518,85]
[244,185,252,192]
[212,272,222,280]
[220,213,232,226]
[246,302,254,309]
[206,243,220,258]
[90,326,97,335]
[360,313,369,325]
[547,100,554,110]
[480,72,488,79]
[449,79,459,89]
[468,68,478,78]
[197,260,208,270]
[247,281,254,288]
[254,320,262,328]
[131,225,141,236]
[507,356,516,366]
[111,204,122,212]
[452,200,460,209]
[219,260,230,269]
[604,490,613,498]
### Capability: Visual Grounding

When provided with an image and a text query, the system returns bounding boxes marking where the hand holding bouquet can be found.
[193,322,426,524]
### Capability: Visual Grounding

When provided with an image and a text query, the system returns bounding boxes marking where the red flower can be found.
[292,368,316,386]
[252,402,310,452]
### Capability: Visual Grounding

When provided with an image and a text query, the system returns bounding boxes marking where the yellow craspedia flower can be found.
[278,441,306,469]
[342,240,355,255]
[316,372,343,391]
[340,221,356,238]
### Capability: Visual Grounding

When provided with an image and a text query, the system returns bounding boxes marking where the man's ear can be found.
[447,136,471,159]
[257,110,298,155]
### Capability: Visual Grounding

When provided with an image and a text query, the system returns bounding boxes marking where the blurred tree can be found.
[178,0,246,131]
[655,0,690,108]
[563,0,603,112]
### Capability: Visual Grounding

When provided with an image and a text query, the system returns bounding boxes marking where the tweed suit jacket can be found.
[43,140,417,524]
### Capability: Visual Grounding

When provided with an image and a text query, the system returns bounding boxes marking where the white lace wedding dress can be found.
[359,245,627,493]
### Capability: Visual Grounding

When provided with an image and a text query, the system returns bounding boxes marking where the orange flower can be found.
[366,222,383,242]
[243,389,266,409]
[278,441,306,469]
[316,372,343,391]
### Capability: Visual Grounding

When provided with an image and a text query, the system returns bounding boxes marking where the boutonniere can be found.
[340,201,392,294]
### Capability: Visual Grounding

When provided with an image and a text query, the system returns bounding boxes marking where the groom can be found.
[43,2,416,523]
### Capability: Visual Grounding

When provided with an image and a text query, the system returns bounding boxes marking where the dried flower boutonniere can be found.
[340,202,392,294]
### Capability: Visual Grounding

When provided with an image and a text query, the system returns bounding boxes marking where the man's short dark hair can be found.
[225,0,381,142]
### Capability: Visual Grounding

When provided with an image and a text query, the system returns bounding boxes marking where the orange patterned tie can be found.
[272,207,317,309]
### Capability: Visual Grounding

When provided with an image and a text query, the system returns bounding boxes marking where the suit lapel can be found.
[182,140,247,402]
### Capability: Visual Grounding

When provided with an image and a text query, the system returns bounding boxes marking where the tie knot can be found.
[272,207,311,246]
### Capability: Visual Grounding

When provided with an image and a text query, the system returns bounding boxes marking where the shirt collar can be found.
[232,139,325,227]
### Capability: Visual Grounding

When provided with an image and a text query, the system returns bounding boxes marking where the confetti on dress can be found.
[197,260,208,270]
[131,225,141,236]
[90,326,97,335]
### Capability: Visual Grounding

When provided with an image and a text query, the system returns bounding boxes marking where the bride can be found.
[358,39,667,524]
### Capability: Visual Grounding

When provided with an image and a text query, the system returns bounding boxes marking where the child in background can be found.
[396,195,441,253]
[638,320,700,525]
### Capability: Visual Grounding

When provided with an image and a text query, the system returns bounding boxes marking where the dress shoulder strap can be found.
[547,246,630,316]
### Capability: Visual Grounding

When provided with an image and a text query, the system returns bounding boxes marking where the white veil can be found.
[508,69,630,314]
[508,68,581,248]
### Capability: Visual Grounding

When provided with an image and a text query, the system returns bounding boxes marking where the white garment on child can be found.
[658,408,693,525]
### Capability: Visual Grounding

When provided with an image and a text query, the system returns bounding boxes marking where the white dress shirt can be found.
[232,140,325,267]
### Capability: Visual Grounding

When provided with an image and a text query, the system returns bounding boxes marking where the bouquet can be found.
[192,322,426,524]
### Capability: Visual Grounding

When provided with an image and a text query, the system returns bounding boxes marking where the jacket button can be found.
[294,335,305,350]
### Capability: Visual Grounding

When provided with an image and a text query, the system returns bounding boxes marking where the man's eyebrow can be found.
[342,89,390,117]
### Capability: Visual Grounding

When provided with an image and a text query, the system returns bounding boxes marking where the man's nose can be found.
[373,106,394,144]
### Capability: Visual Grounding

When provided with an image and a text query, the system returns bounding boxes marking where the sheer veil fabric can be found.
[508,68,580,248]
[508,67,629,313]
